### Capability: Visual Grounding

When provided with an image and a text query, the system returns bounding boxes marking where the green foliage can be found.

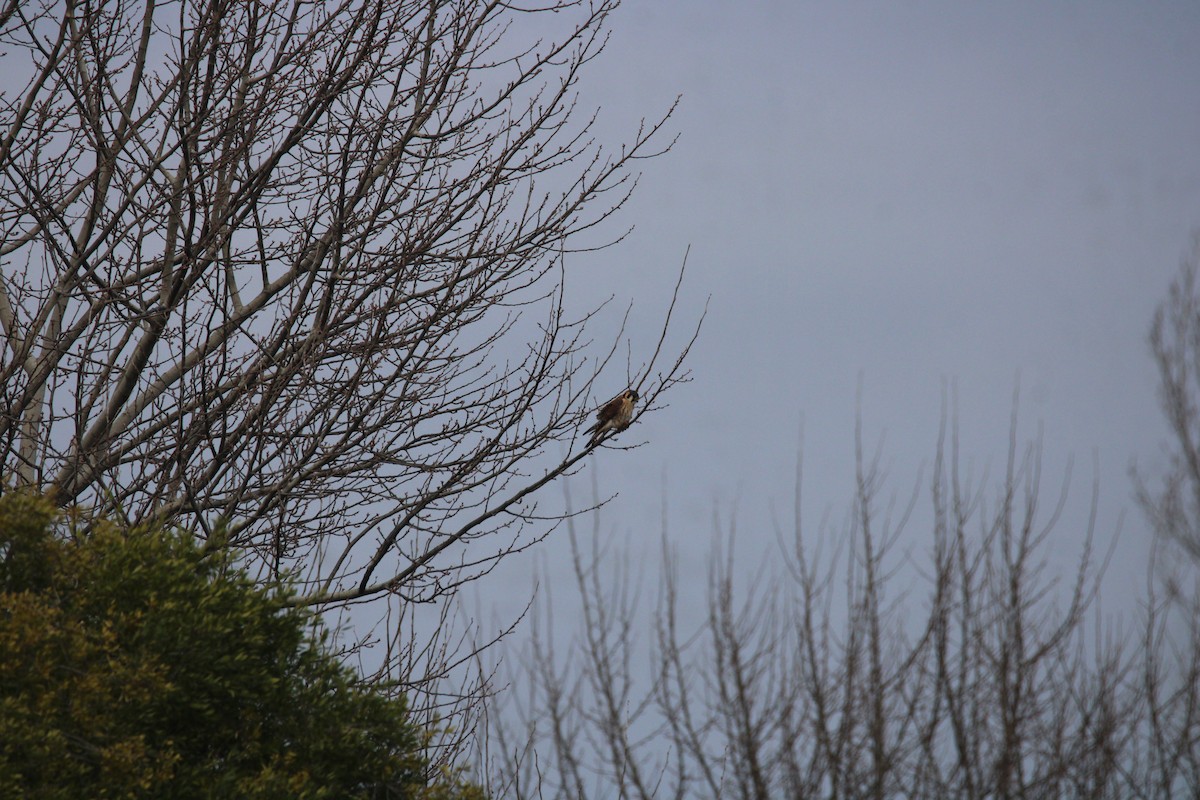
[0,493,484,799]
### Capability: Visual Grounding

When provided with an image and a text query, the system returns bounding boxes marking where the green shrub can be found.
[0,493,482,799]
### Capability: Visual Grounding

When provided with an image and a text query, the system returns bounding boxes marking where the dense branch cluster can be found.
[0,1,691,616]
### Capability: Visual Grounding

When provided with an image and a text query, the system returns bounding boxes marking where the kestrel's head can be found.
[627,389,639,404]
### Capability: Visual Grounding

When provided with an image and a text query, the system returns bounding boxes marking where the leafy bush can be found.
[0,492,483,799]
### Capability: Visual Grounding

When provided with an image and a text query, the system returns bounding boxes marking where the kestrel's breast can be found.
[616,399,634,425]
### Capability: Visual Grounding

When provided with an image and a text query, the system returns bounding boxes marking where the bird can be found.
[587,388,639,447]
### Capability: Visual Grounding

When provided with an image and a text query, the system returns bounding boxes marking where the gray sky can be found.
[486,1,1200,625]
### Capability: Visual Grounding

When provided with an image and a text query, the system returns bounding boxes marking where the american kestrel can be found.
[587,388,639,446]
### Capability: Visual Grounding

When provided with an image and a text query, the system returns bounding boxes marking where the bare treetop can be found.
[0,1,697,609]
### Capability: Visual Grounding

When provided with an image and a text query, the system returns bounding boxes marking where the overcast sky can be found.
[482,1,1200,629]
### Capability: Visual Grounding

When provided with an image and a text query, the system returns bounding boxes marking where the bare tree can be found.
[0,0,698,631]
[1136,232,1200,570]
[484,407,1200,799]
